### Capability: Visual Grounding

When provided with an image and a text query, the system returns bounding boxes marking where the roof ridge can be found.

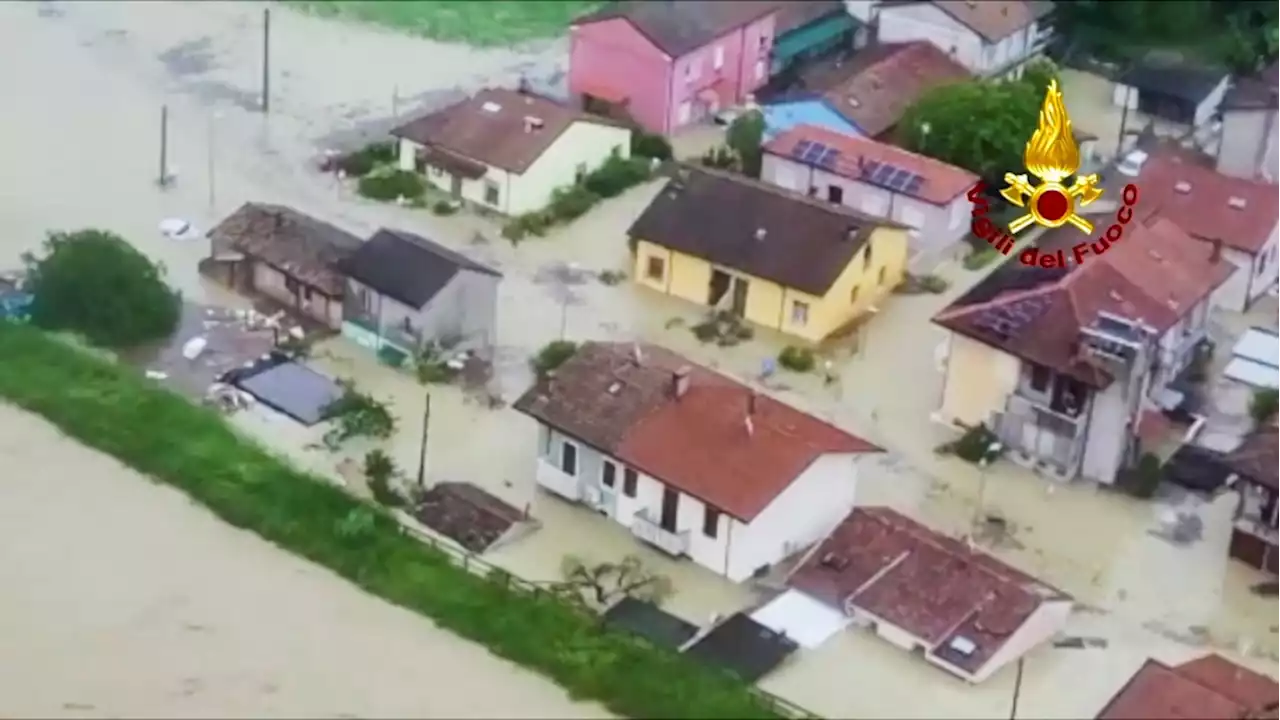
[776,124,977,177]
[933,276,1066,322]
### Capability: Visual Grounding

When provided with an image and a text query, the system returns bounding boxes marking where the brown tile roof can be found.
[1096,655,1279,719]
[206,202,363,297]
[574,1,778,57]
[627,165,902,296]
[1223,419,1279,492]
[805,41,972,137]
[772,0,845,34]
[791,507,1068,676]
[512,342,879,521]
[933,217,1235,388]
[880,0,1046,43]
[764,124,978,205]
[391,88,621,175]
[1136,152,1279,254]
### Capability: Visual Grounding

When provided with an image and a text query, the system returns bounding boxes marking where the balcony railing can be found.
[536,458,582,502]
[631,508,690,557]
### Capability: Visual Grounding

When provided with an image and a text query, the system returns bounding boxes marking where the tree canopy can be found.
[726,109,766,178]
[896,78,1042,180]
[23,229,181,349]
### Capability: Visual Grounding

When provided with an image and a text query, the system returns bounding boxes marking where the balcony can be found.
[536,458,582,502]
[630,508,690,557]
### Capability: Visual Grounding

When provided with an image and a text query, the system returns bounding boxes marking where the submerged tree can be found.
[23,229,181,348]
[554,554,673,610]
[725,109,766,179]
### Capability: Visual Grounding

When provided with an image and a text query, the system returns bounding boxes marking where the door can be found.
[677,101,692,127]
[596,459,619,518]
[731,277,749,317]
[709,269,731,307]
[827,185,844,204]
[449,173,463,198]
[660,486,679,532]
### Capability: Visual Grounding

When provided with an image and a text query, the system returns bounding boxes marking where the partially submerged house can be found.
[767,506,1071,682]
[866,0,1053,79]
[1096,654,1279,719]
[338,228,501,359]
[1221,419,1279,574]
[762,123,978,267]
[628,165,910,342]
[203,203,363,329]
[512,341,881,582]
[1217,61,1279,181]
[932,217,1233,483]
[769,1,862,78]
[1113,57,1231,130]
[391,88,630,216]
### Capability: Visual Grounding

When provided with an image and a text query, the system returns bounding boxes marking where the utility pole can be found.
[206,113,216,209]
[416,392,431,489]
[1008,657,1025,720]
[158,104,169,187]
[261,8,271,114]
[558,298,568,340]
[1117,78,1133,157]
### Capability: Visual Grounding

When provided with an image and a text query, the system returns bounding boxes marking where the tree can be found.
[897,79,1040,179]
[23,229,181,348]
[323,382,397,448]
[726,109,766,178]
[553,554,673,610]
[529,340,578,379]
[1249,388,1279,429]
[1021,58,1060,98]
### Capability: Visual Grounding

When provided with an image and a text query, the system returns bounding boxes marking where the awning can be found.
[1223,328,1280,389]
[773,13,857,64]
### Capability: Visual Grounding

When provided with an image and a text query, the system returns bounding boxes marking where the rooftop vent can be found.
[1148,249,1163,262]
[1228,196,1247,210]
[1109,290,1123,302]
[948,636,978,655]
[755,227,768,241]
[523,115,544,132]
[607,380,623,395]
[847,96,861,108]
[631,343,644,366]
[819,552,849,571]
[481,101,502,113]
[1174,180,1192,194]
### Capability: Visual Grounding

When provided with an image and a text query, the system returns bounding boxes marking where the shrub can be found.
[364,449,405,508]
[952,424,1002,464]
[323,382,397,447]
[357,169,425,202]
[778,345,816,373]
[531,340,579,378]
[0,322,784,719]
[23,229,181,349]
[502,211,554,243]
[1120,453,1163,499]
[631,132,673,161]
[431,199,458,216]
[963,246,1002,270]
[337,141,398,177]
[415,343,458,385]
[548,185,600,222]
[583,156,652,199]
[700,145,736,170]
[1250,388,1279,427]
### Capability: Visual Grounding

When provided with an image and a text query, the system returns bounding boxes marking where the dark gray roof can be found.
[339,229,500,309]
[574,1,778,57]
[1121,61,1228,105]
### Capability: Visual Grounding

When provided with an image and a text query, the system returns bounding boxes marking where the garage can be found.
[749,589,851,650]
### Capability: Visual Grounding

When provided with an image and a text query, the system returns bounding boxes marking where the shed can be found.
[1223,327,1279,389]
[1113,59,1230,128]
[684,612,799,682]
[602,598,698,650]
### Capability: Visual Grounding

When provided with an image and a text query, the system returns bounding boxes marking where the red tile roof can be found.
[807,41,972,138]
[1097,655,1279,719]
[901,0,1048,42]
[790,507,1068,677]
[763,124,978,205]
[512,342,880,521]
[1137,152,1279,254]
[934,217,1235,388]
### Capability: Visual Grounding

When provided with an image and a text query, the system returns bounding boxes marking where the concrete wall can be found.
[1218,108,1279,180]
[937,332,1021,428]
[569,18,672,134]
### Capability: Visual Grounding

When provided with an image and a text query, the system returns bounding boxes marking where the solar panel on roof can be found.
[904,175,925,195]
[818,148,840,169]
[792,140,814,160]
[803,141,830,164]
[886,168,908,190]
[871,165,894,184]
[859,159,880,178]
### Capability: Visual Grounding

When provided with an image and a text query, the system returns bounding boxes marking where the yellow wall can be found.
[938,331,1021,427]
[632,226,909,342]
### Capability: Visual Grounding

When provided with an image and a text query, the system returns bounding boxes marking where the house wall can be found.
[1152,297,1210,393]
[1212,230,1278,312]
[399,138,520,215]
[874,3,1043,78]
[1218,108,1279,180]
[762,152,972,263]
[249,261,339,328]
[344,272,499,357]
[1195,77,1231,128]
[1079,376,1132,485]
[632,226,906,343]
[937,332,1021,428]
[761,98,861,140]
[668,15,777,132]
[569,18,673,134]
[724,453,862,582]
[1112,77,1229,129]
[954,599,1073,684]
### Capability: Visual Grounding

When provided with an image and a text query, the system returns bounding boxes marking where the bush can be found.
[952,424,1002,464]
[583,156,652,199]
[23,229,181,349]
[631,132,673,161]
[548,185,600,222]
[323,382,397,447]
[364,449,405,508]
[700,145,737,170]
[431,199,458,216]
[1250,388,1279,427]
[778,346,816,373]
[0,322,784,719]
[530,340,579,378]
[1120,452,1163,499]
[963,246,1002,270]
[357,169,425,202]
[501,211,554,243]
[337,141,397,177]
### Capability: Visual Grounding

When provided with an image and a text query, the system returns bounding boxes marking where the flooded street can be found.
[0,2,1274,718]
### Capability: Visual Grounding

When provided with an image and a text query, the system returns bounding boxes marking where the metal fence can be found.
[391,511,821,719]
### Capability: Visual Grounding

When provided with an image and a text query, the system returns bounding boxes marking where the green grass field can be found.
[286,1,601,46]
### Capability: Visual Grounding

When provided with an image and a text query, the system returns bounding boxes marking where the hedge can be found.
[0,323,789,720]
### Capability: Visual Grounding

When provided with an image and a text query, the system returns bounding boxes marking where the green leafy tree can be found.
[23,229,181,348]
[725,109,766,178]
[1021,58,1060,98]
[897,79,1040,179]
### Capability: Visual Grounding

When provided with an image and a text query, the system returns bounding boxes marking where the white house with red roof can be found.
[761,123,978,269]
[513,342,881,581]
[777,506,1072,682]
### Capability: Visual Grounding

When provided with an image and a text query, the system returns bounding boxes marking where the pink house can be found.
[569,1,779,135]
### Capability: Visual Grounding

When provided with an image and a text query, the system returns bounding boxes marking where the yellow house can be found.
[628,166,909,342]
[391,87,631,216]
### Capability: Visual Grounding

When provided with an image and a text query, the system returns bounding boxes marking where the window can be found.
[865,243,873,266]
[678,101,692,125]
[646,256,666,281]
[560,441,578,476]
[602,460,616,488]
[285,277,300,295]
[878,266,886,286]
[685,58,700,82]
[430,165,444,178]
[303,286,314,302]
[758,35,769,50]
[827,185,844,204]
[402,316,413,333]
[791,300,810,326]
[611,144,622,157]
[713,44,725,70]
[623,468,638,497]
[484,181,500,205]
[703,505,720,538]
[754,59,765,81]
[851,284,860,304]
[1030,364,1050,392]
[575,162,588,182]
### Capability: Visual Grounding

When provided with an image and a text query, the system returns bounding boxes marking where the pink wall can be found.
[570,14,777,136]
[569,18,672,134]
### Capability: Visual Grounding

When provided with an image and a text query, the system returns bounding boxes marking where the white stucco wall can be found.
[954,599,1073,683]
[1211,231,1278,312]
[874,3,1040,78]
[1218,108,1278,180]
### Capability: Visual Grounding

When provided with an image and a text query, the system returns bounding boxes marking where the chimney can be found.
[744,415,755,437]
[1228,196,1247,210]
[523,116,544,133]
[517,75,531,94]
[1174,180,1192,194]
[1210,238,1223,263]
[755,227,768,241]
[631,343,643,365]
[846,228,860,242]
[671,365,691,399]
[748,390,758,415]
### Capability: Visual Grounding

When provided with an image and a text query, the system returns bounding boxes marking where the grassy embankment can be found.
[285,1,600,46]
[0,322,791,719]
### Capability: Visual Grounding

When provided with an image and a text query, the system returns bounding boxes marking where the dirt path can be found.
[0,404,608,719]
